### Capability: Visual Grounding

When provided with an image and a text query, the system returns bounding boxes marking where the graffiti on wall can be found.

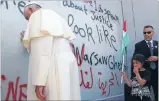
[1,0,126,100]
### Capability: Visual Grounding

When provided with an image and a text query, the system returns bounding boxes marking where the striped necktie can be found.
[147,41,156,70]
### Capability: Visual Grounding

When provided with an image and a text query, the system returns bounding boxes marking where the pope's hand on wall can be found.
[20,31,25,42]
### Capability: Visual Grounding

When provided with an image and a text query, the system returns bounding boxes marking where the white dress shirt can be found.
[145,40,153,48]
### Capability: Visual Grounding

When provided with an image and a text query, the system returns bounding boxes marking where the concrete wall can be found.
[1,0,158,100]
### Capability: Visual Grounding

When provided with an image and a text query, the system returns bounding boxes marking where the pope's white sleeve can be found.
[30,36,53,86]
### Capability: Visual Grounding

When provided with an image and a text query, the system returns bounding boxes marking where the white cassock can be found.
[22,9,81,100]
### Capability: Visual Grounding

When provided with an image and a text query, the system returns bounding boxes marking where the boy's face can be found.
[133,60,142,69]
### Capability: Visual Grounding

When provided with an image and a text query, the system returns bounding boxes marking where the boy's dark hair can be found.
[132,54,145,65]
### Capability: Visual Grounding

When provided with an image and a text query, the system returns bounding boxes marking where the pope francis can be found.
[21,2,81,100]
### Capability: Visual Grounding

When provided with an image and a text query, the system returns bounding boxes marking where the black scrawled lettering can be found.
[108,55,114,70]
[91,0,119,23]
[110,35,117,51]
[106,20,113,31]
[90,11,113,31]
[62,0,83,12]
[74,5,78,9]
[63,0,119,24]
[98,58,103,64]
[83,5,87,15]
[79,27,86,37]
[63,0,68,7]
[102,25,111,47]
[110,14,115,20]
[94,0,97,11]
[18,1,26,15]
[94,54,98,66]
[1,0,9,9]
[96,25,117,51]
[98,5,103,13]
[113,61,117,70]
[68,14,95,44]
[13,1,16,5]
[115,15,119,23]
[70,0,74,8]
[1,1,28,15]
[85,23,95,44]
[84,54,90,64]
[86,52,107,66]
[102,16,105,24]
[88,1,93,7]
[68,14,74,27]
[74,25,79,34]
[102,56,107,65]
[96,25,101,43]
[80,48,126,71]
[106,10,111,21]
[99,16,102,22]
[76,6,83,11]
[91,11,102,22]
[66,0,71,7]
[73,24,87,37]
[90,10,95,20]
[84,52,95,66]
[109,23,113,31]
[89,52,95,65]
[95,15,99,22]
[104,9,107,14]
[105,10,117,29]
[113,59,122,71]
[118,62,122,71]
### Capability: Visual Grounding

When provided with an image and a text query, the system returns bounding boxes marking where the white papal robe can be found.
[22,9,81,100]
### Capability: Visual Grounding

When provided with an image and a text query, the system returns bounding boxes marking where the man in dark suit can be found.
[133,25,158,101]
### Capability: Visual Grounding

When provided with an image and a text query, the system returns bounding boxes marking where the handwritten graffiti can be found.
[1,1,16,9]
[98,72,120,96]
[68,14,95,44]
[68,14,118,52]
[1,40,126,99]
[80,67,94,89]
[1,0,125,99]
[70,43,85,67]
[70,43,126,96]
[71,43,127,71]
[63,0,83,12]
[62,0,120,31]
[1,69,121,100]
[98,72,107,95]
[89,1,119,27]
[86,0,119,22]
[63,0,90,16]
[1,75,27,101]
[96,25,117,51]
[79,68,120,96]
[0,0,29,15]
[92,12,113,31]
[79,66,121,96]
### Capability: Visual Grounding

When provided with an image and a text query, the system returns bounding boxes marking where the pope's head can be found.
[24,2,42,21]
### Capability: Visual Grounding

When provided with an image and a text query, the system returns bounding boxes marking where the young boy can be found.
[121,54,152,101]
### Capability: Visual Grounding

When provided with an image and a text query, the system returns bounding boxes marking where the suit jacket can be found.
[132,40,158,74]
